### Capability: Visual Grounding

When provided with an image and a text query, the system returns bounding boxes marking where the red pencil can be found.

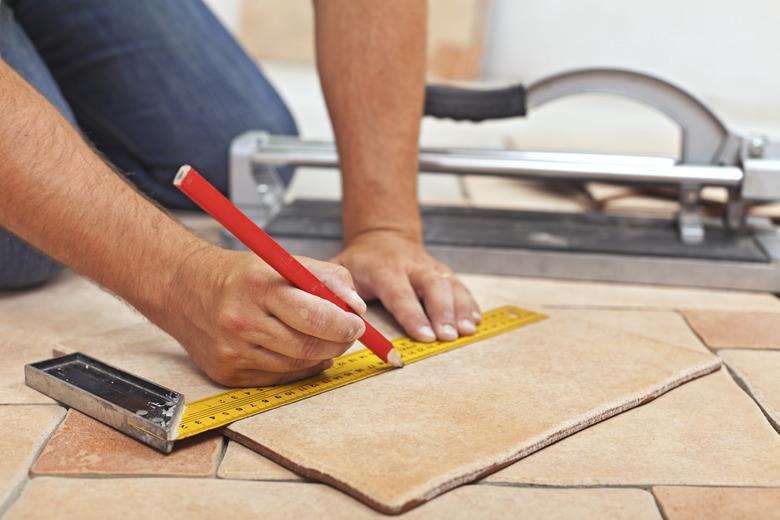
[174,165,403,368]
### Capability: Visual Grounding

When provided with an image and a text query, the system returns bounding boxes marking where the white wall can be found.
[483,0,780,123]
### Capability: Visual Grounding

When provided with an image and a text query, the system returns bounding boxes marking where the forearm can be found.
[313,0,427,242]
[0,60,206,319]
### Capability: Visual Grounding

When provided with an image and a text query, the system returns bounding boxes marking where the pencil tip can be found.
[387,349,404,368]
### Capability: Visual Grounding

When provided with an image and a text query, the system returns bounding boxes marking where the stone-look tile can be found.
[0,271,144,339]
[457,274,780,311]
[0,325,62,404]
[7,478,663,520]
[218,441,301,481]
[0,406,64,512]
[227,315,718,514]
[218,309,708,484]
[464,176,591,212]
[653,486,780,520]
[720,349,780,428]
[485,371,780,486]
[61,321,222,401]
[31,410,221,477]
[682,310,780,349]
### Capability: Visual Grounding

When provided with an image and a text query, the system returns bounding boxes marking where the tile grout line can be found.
[650,488,672,520]
[0,405,67,518]
[716,353,780,435]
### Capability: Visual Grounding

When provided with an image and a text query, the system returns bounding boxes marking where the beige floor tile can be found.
[6,478,662,519]
[719,349,780,428]
[226,315,718,514]
[485,370,780,486]
[653,486,780,520]
[0,325,62,404]
[0,406,64,512]
[682,310,780,349]
[545,309,708,353]
[0,271,144,339]
[458,274,780,311]
[218,441,301,481]
[31,410,221,477]
[464,176,591,212]
[217,309,708,484]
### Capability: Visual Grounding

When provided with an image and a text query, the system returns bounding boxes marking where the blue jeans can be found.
[0,0,297,288]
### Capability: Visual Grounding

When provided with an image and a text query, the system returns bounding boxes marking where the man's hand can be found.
[161,246,367,387]
[333,230,481,343]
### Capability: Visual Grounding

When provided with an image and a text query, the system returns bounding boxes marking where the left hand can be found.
[332,230,481,342]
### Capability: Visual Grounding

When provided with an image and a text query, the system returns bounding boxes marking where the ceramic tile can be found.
[0,406,64,512]
[7,478,662,520]
[682,310,780,349]
[226,315,718,513]
[0,271,145,339]
[719,349,780,428]
[218,441,301,481]
[486,371,780,486]
[31,410,221,477]
[457,274,780,311]
[653,486,780,520]
[0,325,62,404]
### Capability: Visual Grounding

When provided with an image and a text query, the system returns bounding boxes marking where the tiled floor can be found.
[1,62,779,517]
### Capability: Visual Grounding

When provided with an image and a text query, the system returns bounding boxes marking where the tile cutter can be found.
[225,67,780,291]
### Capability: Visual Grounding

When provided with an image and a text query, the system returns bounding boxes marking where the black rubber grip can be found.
[423,84,526,122]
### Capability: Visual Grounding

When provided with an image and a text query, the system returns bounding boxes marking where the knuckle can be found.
[217,307,249,334]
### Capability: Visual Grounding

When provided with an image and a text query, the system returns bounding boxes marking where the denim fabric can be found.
[1,0,297,288]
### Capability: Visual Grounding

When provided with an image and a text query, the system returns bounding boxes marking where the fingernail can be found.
[418,325,436,342]
[459,319,476,335]
[439,324,458,341]
[472,310,482,322]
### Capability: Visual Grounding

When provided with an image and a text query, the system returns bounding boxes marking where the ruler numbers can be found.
[177,305,546,439]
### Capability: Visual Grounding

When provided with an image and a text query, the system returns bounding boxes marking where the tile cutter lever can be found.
[226,67,780,291]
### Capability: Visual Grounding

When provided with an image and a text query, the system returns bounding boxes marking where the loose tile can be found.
[0,271,144,339]
[458,274,780,311]
[0,325,62,404]
[31,410,221,477]
[0,405,64,512]
[653,486,780,520]
[682,310,780,349]
[486,371,780,486]
[226,315,718,514]
[7,478,662,520]
[719,349,780,428]
[218,441,301,481]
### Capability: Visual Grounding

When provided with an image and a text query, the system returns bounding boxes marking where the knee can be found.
[0,232,63,289]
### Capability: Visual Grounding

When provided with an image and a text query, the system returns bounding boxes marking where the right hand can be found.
[160,245,367,387]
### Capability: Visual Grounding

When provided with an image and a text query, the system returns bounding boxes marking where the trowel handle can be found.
[424,83,526,122]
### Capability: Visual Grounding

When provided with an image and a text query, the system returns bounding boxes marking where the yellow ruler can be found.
[177,305,546,440]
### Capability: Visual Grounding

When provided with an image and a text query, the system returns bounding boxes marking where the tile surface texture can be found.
[653,486,780,520]
[0,406,64,513]
[31,410,221,477]
[7,478,663,520]
[0,325,61,404]
[216,308,709,483]
[458,274,780,311]
[719,349,780,428]
[226,315,719,513]
[682,310,780,349]
[218,441,301,481]
[463,177,591,212]
[485,370,780,486]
